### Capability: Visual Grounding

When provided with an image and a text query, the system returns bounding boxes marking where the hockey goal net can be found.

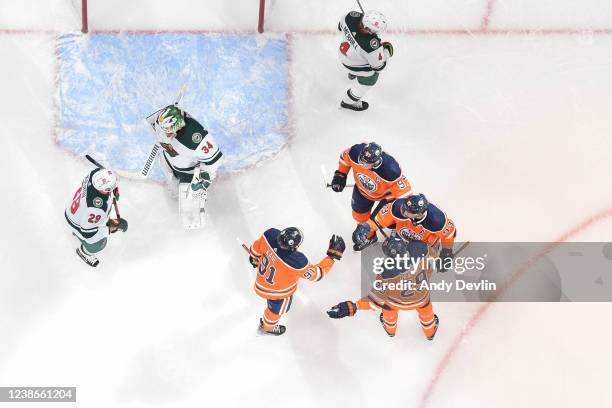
[80,0,266,33]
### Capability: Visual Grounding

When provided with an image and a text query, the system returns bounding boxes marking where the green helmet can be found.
[157,105,185,133]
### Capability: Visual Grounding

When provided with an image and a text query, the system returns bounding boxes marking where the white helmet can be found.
[362,10,388,34]
[92,169,117,194]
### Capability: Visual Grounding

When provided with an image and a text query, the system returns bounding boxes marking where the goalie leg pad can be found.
[179,183,207,229]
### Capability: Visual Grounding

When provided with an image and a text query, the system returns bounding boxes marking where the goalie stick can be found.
[140,84,189,179]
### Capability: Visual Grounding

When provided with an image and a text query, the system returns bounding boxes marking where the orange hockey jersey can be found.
[368,199,457,249]
[250,228,335,300]
[365,240,435,311]
[337,143,411,201]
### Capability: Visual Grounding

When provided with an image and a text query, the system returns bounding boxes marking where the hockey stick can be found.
[453,241,471,257]
[369,199,389,239]
[236,237,250,254]
[356,0,365,13]
[320,165,355,188]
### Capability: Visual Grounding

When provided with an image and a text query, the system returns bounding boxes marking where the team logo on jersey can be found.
[399,228,424,241]
[350,11,360,17]
[356,173,378,192]
[160,142,179,157]
[192,133,203,143]
[370,38,379,49]
[93,197,103,208]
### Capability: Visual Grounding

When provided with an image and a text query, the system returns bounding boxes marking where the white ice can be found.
[1,1,612,407]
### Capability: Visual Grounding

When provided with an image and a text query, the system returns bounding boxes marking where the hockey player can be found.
[327,236,439,339]
[248,227,346,336]
[150,105,223,228]
[330,142,411,237]
[353,193,457,272]
[65,168,128,267]
[338,9,393,111]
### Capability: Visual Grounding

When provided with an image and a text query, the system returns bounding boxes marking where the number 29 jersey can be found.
[65,169,113,244]
[249,228,335,300]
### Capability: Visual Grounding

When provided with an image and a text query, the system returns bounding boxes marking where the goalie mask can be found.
[157,105,185,134]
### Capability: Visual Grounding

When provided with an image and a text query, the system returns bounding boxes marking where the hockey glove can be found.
[438,247,454,272]
[382,41,394,58]
[249,255,260,268]
[108,218,128,234]
[190,179,209,200]
[327,301,357,319]
[331,170,347,192]
[327,234,346,260]
[352,223,377,251]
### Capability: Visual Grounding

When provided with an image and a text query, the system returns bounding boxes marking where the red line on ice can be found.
[418,206,612,408]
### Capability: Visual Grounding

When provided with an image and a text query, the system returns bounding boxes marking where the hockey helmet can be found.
[92,169,117,194]
[157,105,185,134]
[358,142,383,169]
[277,227,304,252]
[382,235,408,258]
[400,194,429,219]
[362,11,388,35]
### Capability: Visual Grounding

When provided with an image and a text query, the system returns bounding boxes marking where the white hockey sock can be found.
[342,81,371,105]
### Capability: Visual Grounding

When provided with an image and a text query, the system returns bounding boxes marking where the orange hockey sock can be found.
[418,303,436,338]
[262,308,281,331]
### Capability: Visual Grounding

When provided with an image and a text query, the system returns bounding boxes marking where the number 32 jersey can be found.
[65,169,113,244]
[249,228,335,300]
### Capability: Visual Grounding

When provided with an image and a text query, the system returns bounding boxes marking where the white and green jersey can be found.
[151,112,223,181]
[65,169,113,244]
[338,11,388,74]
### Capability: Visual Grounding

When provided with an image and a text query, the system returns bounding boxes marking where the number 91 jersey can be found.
[64,169,113,244]
[249,228,335,300]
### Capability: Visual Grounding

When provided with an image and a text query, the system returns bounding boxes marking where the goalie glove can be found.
[190,175,210,200]
[326,234,346,260]
[327,301,357,319]
[382,41,394,58]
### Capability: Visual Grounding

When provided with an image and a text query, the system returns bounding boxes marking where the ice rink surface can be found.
[1,1,612,407]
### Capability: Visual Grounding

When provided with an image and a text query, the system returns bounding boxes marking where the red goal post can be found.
[258,0,266,33]
[80,0,265,34]
[81,0,88,33]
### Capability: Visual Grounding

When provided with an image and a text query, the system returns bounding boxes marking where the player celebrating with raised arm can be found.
[330,142,411,240]
[353,193,457,271]
[65,168,128,267]
[327,236,439,340]
[248,227,346,336]
[151,105,223,228]
[338,9,393,111]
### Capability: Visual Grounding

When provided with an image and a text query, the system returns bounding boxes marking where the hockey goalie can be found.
[147,105,224,229]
